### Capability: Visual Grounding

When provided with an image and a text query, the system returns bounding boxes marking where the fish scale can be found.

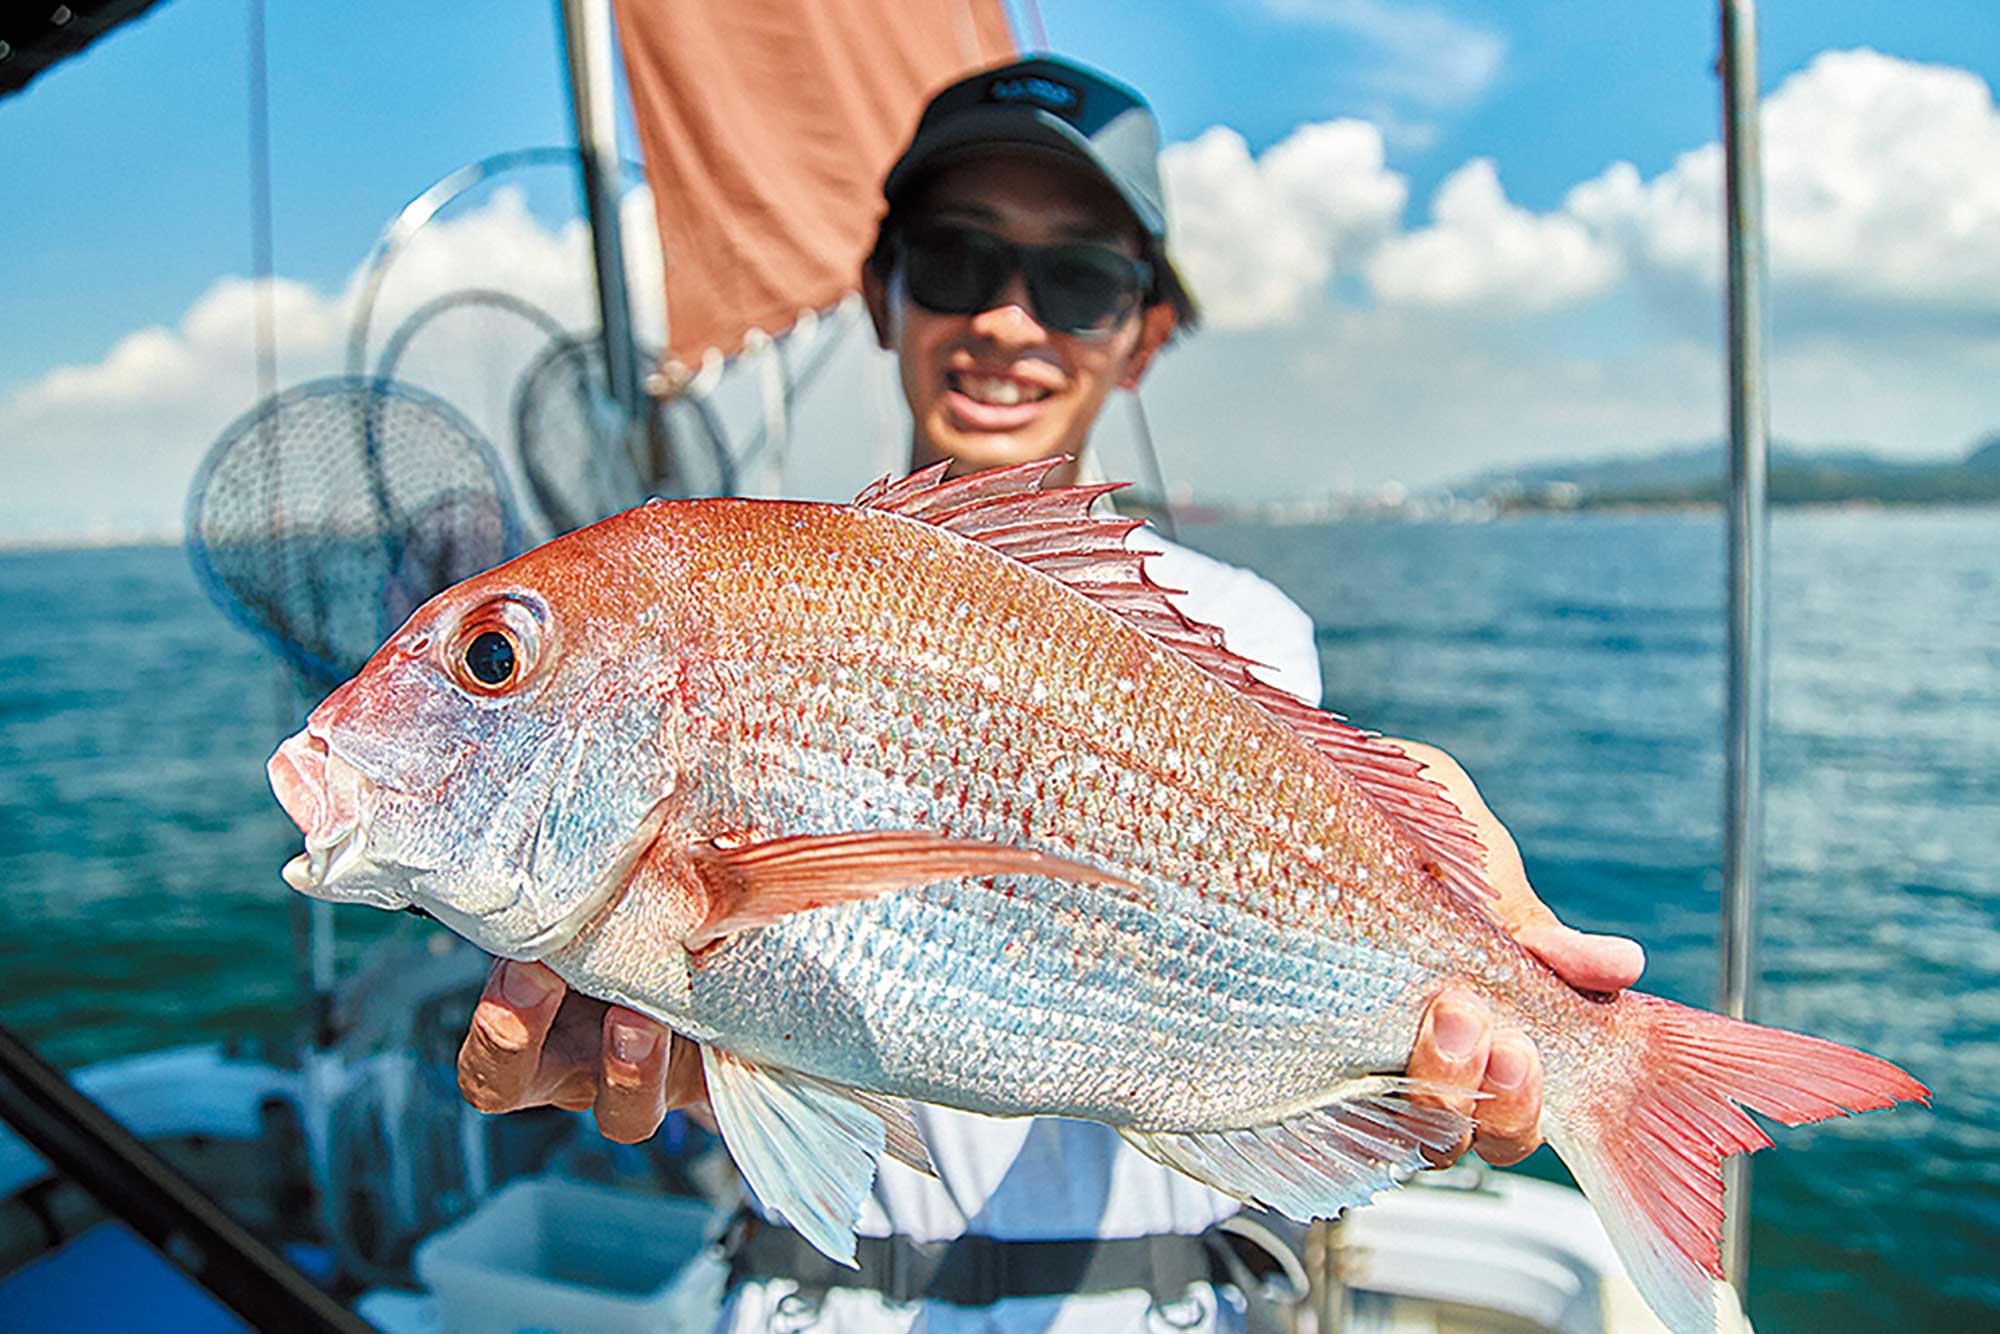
[270,460,1928,1331]
[676,645,1464,1127]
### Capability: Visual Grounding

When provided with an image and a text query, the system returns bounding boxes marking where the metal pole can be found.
[1717,0,1770,1294]
[556,0,646,452]
[0,1022,372,1334]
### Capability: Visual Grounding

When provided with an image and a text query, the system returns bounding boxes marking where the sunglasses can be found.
[894,223,1154,337]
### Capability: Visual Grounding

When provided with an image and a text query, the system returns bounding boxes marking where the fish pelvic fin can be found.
[700,1047,938,1265]
[685,828,1137,950]
[852,460,1495,915]
[1546,993,1928,1334]
[1116,1076,1472,1222]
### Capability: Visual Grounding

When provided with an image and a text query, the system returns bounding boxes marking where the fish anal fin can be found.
[848,1089,936,1177]
[852,462,1495,915]
[686,829,1136,950]
[699,1047,896,1266]
[1117,1077,1472,1223]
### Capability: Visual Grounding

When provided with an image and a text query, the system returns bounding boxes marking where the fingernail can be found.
[612,1024,658,1064]
[1433,1002,1482,1061]
[501,962,556,1008]
[1488,1036,1531,1090]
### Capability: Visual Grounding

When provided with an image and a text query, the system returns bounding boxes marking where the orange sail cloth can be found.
[613,0,1016,377]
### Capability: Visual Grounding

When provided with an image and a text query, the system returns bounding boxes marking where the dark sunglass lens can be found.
[1031,246,1144,334]
[902,227,1008,314]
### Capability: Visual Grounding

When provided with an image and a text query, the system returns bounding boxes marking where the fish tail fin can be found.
[1545,992,1927,1333]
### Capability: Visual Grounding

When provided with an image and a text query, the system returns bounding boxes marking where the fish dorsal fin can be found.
[855,460,1494,910]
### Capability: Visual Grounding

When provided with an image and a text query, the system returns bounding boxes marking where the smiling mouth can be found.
[949,371,1053,407]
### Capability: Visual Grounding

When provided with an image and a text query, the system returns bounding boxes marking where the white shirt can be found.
[718,533,1322,1333]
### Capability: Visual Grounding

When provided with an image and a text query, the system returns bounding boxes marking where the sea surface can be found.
[2,508,1995,1331]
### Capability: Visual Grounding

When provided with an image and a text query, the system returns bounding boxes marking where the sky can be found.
[2,0,1997,539]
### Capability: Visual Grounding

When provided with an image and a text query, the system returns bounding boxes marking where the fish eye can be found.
[464,631,515,686]
[446,596,544,697]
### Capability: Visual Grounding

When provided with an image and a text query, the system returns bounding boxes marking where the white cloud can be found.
[5,48,1996,538]
[1571,48,2000,310]
[1262,0,1506,108]
[0,186,668,542]
[1162,121,1407,328]
[1130,310,1999,496]
[1367,159,1623,311]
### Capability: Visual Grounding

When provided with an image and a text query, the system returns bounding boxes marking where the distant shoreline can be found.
[7,496,1999,551]
[0,533,181,554]
[1494,496,2000,517]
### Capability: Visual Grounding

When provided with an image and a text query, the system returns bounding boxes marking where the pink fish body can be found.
[269,462,1925,1332]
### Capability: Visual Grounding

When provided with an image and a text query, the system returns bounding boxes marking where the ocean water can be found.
[1,508,1994,1331]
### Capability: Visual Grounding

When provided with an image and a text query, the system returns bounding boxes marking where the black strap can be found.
[723,1209,1227,1308]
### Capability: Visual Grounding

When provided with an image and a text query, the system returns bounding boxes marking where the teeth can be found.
[956,374,1047,407]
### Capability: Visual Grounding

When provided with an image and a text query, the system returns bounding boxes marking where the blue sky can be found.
[3,0,1998,537]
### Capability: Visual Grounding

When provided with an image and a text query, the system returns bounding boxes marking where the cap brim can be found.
[887,106,1162,233]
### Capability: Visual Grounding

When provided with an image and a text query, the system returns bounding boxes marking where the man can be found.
[456,55,1644,1330]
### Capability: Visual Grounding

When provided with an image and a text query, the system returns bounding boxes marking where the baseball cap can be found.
[882,54,1198,326]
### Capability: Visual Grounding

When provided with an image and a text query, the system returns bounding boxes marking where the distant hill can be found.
[1456,436,2000,510]
[1964,434,2000,473]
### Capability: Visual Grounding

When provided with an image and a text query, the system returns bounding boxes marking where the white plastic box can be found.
[414,1176,728,1334]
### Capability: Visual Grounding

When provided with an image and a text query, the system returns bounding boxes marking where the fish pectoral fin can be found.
[701,1046,927,1266]
[1116,1076,1473,1223]
[684,829,1135,950]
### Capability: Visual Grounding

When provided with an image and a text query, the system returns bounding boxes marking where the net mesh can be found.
[514,332,734,535]
[185,377,526,693]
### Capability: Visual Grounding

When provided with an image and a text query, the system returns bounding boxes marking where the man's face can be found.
[866,152,1177,476]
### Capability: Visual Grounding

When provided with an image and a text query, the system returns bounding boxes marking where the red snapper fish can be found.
[268,461,1925,1333]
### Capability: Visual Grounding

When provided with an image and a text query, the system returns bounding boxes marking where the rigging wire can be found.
[246,0,340,1055]
[246,0,277,406]
[1127,391,1179,542]
[1018,0,1049,52]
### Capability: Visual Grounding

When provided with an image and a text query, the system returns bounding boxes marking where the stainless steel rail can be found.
[0,1022,371,1333]
[559,0,649,463]
[1717,0,1771,1293]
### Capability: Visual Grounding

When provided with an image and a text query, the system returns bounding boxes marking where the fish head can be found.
[269,547,680,960]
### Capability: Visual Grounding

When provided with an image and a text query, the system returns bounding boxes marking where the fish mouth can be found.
[269,729,409,909]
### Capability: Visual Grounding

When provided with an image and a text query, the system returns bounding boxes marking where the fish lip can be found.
[269,728,411,909]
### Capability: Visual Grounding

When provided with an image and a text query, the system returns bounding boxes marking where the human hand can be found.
[1391,741,1646,1167]
[456,959,708,1143]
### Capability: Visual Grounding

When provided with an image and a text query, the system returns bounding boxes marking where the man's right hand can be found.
[456,959,702,1143]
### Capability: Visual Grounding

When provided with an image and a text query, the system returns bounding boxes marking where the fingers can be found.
[1516,921,1646,993]
[1407,990,1492,1168]
[1387,738,1648,997]
[592,1007,671,1144]
[662,1034,710,1113]
[458,960,567,1114]
[458,962,681,1144]
[1470,1029,1544,1167]
[1407,990,1547,1168]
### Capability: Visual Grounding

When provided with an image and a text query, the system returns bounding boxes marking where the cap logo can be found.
[985,74,1083,122]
